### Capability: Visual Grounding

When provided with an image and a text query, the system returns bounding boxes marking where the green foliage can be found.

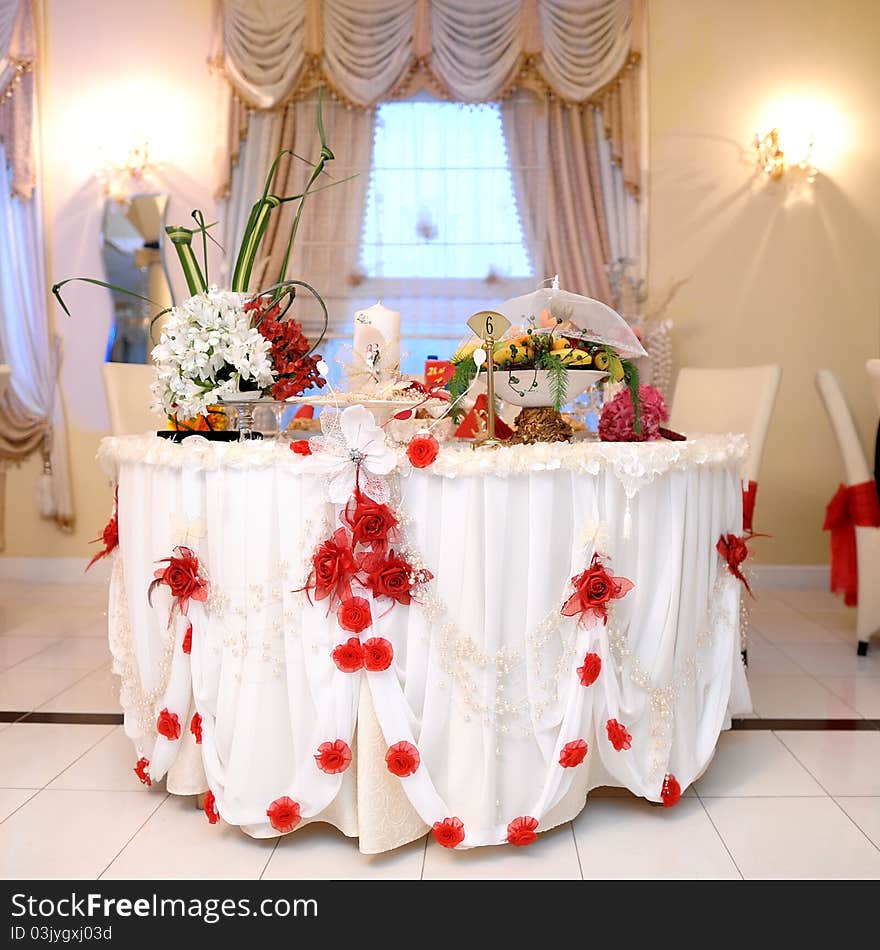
[447,357,478,420]
[623,358,641,433]
[538,351,569,411]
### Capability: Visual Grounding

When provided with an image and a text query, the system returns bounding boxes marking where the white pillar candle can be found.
[353,301,401,376]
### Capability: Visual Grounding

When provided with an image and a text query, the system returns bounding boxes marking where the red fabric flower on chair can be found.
[576,652,602,687]
[156,708,181,741]
[385,741,420,777]
[133,757,151,786]
[315,739,352,774]
[337,597,372,634]
[148,546,208,615]
[559,739,589,768]
[267,796,302,833]
[606,719,632,752]
[661,773,681,807]
[562,553,633,628]
[204,789,219,824]
[331,637,364,673]
[190,712,202,744]
[431,816,465,849]
[506,816,539,846]
[362,637,394,671]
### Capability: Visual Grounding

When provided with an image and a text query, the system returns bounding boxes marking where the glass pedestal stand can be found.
[220,397,289,441]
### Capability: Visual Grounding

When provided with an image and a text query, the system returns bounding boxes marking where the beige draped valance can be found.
[216,0,643,197]
[0,0,34,201]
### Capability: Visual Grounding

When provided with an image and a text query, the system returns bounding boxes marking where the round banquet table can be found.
[98,432,752,852]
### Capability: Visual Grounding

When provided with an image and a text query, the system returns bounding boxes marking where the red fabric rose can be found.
[87,508,119,570]
[267,796,301,833]
[181,620,192,655]
[362,636,394,671]
[576,652,602,687]
[290,440,312,456]
[337,596,372,634]
[407,433,439,469]
[190,712,202,744]
[661,773,681,808]
[559,739,589,768]
[506,816,539,846]
[156,708,181,741]
[606,718,632,752]
[431,816,465,849]
[315,739,352,774]
[342,491,398,550]
[204,789,219,824]
[133,757,151,786]
[385,741,420,777]
[717,533,753,596]
[148,546,208,615]
[309,528,357,604]
[359,550,414,606]
[562,553,634,628]
[331,636,364,673]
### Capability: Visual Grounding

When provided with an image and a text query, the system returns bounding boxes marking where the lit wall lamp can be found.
[753,127,817,184]
[97,140,162,202]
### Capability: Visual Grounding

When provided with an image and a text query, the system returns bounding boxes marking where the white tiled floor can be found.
[0,581,878,879]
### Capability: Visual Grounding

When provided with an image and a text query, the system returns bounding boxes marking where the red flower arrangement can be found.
[290,440,312,456]
[431,816,465,849]
[331,637,364,673]
[315,739,352,774]
[599,384,669,442]
[337,596,372,634]
[148,546,208,616]
[190,712,202,744]
[717,533,753,596]
[342,491,398,551]
[576,652,602,687]
[267,796,301,833]
[562,553,633,628]
[133,757,151,786]
[385,741,420,777]
[506,816,539,846]
[204,789,219,824]
[157,708,181,741]
[606,719,632,752]
[362,637,394,671]
[249,298,326,401]
[559,739,589,768]
[661,773,681,807]
[407,433,439,468]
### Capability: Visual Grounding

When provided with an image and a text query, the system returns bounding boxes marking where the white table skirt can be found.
[100,433,752,852]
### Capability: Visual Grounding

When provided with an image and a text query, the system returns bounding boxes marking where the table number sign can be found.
[465,310,510,447]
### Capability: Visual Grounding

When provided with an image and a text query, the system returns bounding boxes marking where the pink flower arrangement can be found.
[599,384,669,442]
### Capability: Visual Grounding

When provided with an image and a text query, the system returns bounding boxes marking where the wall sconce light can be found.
[97,140,161,202]
[753,127,817,184]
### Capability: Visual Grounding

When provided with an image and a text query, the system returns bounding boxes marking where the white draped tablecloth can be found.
[98,432,752,852]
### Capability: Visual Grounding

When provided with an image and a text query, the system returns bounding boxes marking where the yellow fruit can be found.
[593,350,610,371]
[562,349,593,366]
[493,334,534,367]
[608,355,626,382]
[453,339,482,363]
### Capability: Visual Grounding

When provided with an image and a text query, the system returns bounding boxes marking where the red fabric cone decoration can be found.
[823,481,880,606]
[454,394,513,440]
[294,405,315,419]
[742,480,758,535]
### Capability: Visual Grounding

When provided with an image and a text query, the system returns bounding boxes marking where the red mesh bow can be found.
[823,481,880,606]
[717,533,753,596]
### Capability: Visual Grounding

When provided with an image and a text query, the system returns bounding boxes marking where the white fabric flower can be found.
[302,405,397,503]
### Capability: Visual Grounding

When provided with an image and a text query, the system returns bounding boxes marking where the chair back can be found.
[669,364,782,483]
[815,369,871,485]
[102,362,158,436]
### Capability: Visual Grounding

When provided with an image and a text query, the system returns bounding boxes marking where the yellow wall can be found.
[2,0,219,559]
[648,0,880,563]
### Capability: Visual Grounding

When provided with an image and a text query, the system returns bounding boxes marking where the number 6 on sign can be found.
[467,310,510,341]
[465,309,510,448]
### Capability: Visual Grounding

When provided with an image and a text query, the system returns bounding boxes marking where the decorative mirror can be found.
[101,193,173,363]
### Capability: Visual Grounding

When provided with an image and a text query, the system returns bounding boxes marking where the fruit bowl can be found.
[492,368,607,408]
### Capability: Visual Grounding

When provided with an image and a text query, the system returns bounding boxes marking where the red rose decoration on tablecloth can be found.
[308,528,357,605]
[332,636,364,673]
[407,433,439,469]
[148,546,208,615]
[606,719,632,752]
[204,789,219,824]
[385,741,420,777]
[267,796,302,833]
[181,620,192,655]
[337,596,372,634]
[431,816,465,849]
[507,816,539,847]
[133,757,151,786]
[360,550,415,606]
[576,652,602,687]
[190,712,202,744]
[559,739,589,768]
[156,708,181,741]
[717,533,753,596]
[315,739,352,774]
[362,636,394,671]
[87,506,119,571]
[562,553,634,628]
[661,773,681,808]
[342,491,398,550]
[290,440,312,456]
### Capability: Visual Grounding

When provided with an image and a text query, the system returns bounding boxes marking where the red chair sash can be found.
[742,480,758,534]
[823,481,880,606]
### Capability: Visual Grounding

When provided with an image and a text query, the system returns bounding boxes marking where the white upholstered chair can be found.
[102,362,158,435]
[815,369,880,654]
